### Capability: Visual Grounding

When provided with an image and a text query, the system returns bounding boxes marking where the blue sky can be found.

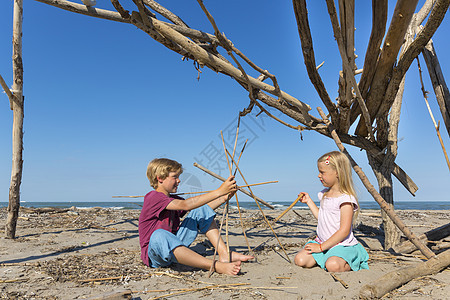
[1,1,449,204]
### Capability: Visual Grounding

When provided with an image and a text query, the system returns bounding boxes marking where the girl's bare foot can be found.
[214,260,241,275]
[219,251,254,263]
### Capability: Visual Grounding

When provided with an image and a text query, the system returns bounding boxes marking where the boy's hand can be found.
[217,176,237,196]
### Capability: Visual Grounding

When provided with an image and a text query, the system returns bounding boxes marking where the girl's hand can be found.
[217,176,237,196]
[304,242,322,253]
[299,192,311,204]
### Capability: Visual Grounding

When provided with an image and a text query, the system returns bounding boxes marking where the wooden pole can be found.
[317,107,435,259]
[5,0,24,239]
[193,162,274,209]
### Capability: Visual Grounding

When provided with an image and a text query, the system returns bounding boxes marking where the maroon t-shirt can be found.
[138,190,187,266]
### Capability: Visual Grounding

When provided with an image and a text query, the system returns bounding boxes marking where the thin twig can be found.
[0,73,15,109]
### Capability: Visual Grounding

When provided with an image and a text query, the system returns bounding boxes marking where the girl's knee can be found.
[325,257,350,272]
[294,251,313,268]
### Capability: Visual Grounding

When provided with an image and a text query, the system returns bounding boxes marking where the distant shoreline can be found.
[1,200,449,211]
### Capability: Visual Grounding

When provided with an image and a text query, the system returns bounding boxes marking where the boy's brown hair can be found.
[147,158,183,189]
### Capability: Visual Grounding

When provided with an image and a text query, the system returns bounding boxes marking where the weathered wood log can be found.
[19,207,71,214]
[5,0,24,239]
[393,223,450,254]
[359,249,450,299]
[193,162,274,209]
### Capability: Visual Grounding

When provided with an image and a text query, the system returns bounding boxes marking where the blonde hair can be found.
[147,158,183,189]
[318,151,360,219]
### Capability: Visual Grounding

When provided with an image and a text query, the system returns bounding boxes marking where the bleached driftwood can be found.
[393,223,450,254]
[359,249,450,299]
[5,0,24,239]
[423,38,450,137]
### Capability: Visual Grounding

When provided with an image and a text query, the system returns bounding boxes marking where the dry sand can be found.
[0,206,449,299]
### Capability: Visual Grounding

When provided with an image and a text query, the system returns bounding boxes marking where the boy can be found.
[139,158,253,275]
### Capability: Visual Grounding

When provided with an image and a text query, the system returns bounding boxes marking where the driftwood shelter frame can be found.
[2,0,450,289]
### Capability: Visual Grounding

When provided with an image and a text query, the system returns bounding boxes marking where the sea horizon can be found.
[1,200,449,211]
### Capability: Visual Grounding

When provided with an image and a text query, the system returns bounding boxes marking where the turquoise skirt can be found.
[306,241,369,271]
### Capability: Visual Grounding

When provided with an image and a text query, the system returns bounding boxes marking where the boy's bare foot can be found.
[219,251,254,263]
[214,260,241,275]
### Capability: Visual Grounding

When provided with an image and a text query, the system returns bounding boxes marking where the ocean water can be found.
[0,200,449,211]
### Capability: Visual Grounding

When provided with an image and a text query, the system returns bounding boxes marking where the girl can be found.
[294,151,369,272]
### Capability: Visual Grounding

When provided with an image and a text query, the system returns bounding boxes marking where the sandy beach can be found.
[0,206,448,299]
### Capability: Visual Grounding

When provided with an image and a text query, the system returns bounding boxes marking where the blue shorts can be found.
[306,241,369,271]
[148,205,216,268]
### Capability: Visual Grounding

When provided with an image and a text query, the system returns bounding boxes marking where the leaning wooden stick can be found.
[194,162,274,209]
[230,138,253,256]
[273,193,303,223]
[220,130,233,264]
[417,57,450,172]
[175,181,278,196]
[112,181,278,198]
[225,148,292,263]
[317,107,435,259]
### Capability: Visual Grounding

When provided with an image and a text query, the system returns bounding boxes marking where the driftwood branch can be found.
[317,107,435,259]
[143,0,188,27]
[353,0,419,136]
[417,57,450,171]
[422,39,450,137]
[393,223,450,254]
[325,0,375,141]
[0,73,15,110]
[378,0,450,121]
[359,249,450,299]
[292,0,338,123]
[35,0,130,23]
[357,0,387,106]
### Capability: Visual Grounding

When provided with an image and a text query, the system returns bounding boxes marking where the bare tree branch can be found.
[292,0,338,123]
[35,0,130,23]
[325,0,375,142]
[0,73,15,109]
[354,0,387,123]
[354,0,419,136]
[143,0,188,27]
[378,0,450,120]
[423,39,450,137]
